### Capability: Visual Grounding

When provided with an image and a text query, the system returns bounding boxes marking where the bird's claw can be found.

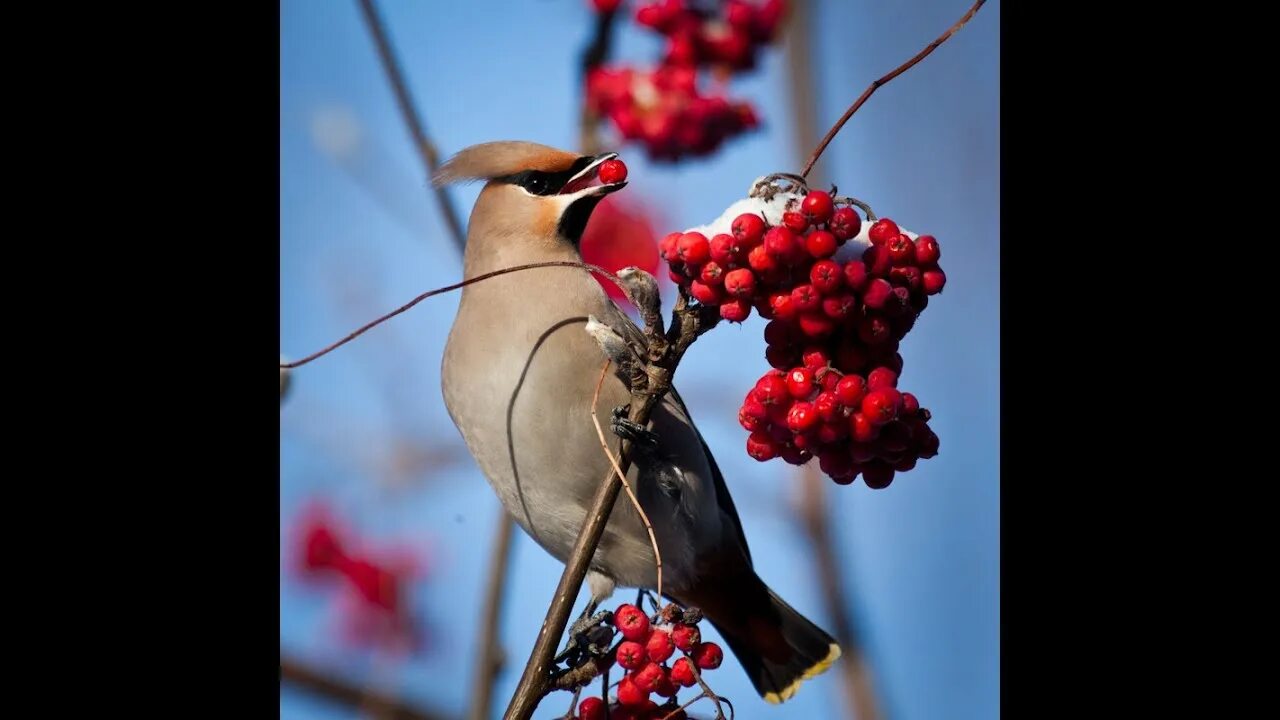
[554,609,615,667]
[611,405,658,447]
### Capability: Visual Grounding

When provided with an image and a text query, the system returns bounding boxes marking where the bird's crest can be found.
[432,141,581,186]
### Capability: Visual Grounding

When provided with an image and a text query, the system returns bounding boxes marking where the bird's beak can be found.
[559,152,628,198]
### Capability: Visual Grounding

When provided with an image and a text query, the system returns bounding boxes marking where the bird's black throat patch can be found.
[558,194,605,245]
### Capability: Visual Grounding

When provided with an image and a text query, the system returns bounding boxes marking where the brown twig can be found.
[467,506,516,720]
[503,289,719,720]
[355,0,467,251]
[799,0,987,179]
[589,359,664,599]
[796,466,882,720]
[578,7,621,156]
[685,656,730,720]
[280,261,621,370]
[281,657,454,720]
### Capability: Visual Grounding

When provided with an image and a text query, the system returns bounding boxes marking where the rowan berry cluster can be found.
[664,187,945,487]
[572,602,725,719]
[586,1,787,161]
[633,0,786,72]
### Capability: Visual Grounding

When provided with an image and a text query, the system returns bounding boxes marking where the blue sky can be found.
[280,1,999,718]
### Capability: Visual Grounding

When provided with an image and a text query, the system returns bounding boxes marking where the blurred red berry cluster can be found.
[586,0,786,161]
[571,602,725,719]
[293,503,426,653]
[663,189,945,488]
[578,191,664,307]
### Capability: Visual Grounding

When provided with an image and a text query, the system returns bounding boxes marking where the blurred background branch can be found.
[282,657,455,720]
[356,0,466,251]
[467,509,515,720]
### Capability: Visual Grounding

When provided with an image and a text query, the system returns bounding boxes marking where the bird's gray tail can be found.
[678,574,841,704]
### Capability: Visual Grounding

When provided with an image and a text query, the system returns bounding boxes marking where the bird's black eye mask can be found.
[494,156,596,196]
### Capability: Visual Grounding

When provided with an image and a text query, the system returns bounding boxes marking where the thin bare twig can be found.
[355,0,467,250]
[467,506,516,720]
[281,657,453,720]
[800,0,987,179]
[589,359,664,599]
[686,657,730,720]
[280,261,621,370]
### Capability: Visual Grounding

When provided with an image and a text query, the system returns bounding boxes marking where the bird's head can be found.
[433,141,628,251]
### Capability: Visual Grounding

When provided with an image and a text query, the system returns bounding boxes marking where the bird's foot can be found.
[553,605,615,667]
[611,405,658,447]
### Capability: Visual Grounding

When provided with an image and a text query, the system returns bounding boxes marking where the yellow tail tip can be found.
[761,643,843,704]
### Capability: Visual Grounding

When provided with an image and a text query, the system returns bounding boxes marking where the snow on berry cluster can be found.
[586,0,786,161]
[663,184,945,488]
[573,602,724,720]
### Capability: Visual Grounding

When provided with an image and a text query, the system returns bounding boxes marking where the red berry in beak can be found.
[599,158,628,184]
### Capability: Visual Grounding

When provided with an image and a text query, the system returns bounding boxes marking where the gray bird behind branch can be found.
[435,140,839,704]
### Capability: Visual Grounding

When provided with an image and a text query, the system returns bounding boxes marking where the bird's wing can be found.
[668,385,753,568]
[600,302,754,567]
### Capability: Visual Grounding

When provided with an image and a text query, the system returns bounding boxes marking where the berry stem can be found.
[799,0,988,179]
[280,261,623,370]
[834,194,878,222]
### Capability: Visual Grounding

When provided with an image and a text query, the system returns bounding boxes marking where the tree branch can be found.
[281,657,454,720]
[589,359,664,599]
[467,506,516,720]
[502,293,719,720]
[356,0,467,251]
[800,0,987,179]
